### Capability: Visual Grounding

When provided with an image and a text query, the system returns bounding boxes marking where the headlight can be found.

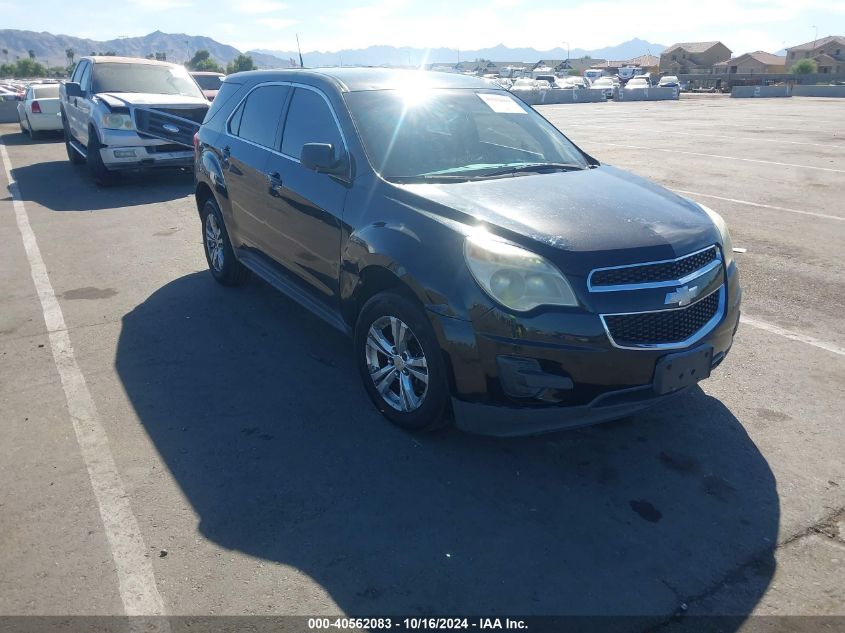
[464,231,578,311]
[699,204,734,266]
[101,113,134,130]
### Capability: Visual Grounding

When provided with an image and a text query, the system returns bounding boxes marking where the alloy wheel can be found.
[365,315,429,412]
[205,213,224,272]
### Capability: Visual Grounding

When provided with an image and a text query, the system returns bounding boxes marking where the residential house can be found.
[713,51,787,75]
[659,41,732,73]
[556,57,605,74]
[591,54,659,75]
[785,35,845,74]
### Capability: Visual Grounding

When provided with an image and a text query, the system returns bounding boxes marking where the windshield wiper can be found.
[389,175,472,184]
[475,163,586,178]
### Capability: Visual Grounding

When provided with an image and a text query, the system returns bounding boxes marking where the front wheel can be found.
[354,292,451,432]
[86,129,116,185]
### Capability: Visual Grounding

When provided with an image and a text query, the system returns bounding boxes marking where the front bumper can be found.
[430,263,742,436]
[98,128,193,170]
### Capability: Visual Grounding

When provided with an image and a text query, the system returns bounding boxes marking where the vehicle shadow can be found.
[3,130,193,211]
[115,272,779,624]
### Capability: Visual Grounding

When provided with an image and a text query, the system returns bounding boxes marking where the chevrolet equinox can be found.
[193,68,741,436]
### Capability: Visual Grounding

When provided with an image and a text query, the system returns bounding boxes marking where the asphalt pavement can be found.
[0,95,843,630]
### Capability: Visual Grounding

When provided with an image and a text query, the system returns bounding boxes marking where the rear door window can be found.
[280,88,344,160]
[235,84,290,148]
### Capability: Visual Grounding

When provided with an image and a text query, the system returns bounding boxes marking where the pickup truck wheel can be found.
[355,292,451,432]
[86,129,116,185]
[63,118,84,165]
[201,198,249,286]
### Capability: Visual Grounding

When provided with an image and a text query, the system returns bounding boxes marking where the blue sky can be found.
[1,0,844,54]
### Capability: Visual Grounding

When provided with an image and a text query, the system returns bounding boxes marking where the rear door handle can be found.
[267,171,284,194]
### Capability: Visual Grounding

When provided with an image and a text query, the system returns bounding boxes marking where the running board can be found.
[236,249,352,336]
[69,138,87,159]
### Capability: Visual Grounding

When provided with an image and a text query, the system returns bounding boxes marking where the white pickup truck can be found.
[60,56,209,184]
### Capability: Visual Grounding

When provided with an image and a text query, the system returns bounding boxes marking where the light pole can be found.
[562,41,570,63]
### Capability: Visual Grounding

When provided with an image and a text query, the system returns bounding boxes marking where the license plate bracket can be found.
[653,346,713,395]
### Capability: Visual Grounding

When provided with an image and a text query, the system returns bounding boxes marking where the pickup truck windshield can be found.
[345,89,589,181]
[92,63,204,98]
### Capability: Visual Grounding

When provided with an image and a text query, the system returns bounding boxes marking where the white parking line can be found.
[741,316,845,357]
[587,142,845,174]
[670,190,844,222]
[0,139,167,617]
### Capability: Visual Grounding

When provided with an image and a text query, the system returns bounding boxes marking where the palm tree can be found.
[28,49,36,60]
[66,48,75,66]
[1,48,8,63]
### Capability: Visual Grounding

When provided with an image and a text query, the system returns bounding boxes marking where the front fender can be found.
[340,210,492,323]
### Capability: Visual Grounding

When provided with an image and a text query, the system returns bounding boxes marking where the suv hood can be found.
[96,92,210,108]
[398,165,720,272]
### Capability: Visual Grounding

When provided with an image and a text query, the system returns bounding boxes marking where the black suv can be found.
[194,68,741,436]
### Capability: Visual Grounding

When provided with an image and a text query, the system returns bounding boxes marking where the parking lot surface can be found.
[1,96,843,629]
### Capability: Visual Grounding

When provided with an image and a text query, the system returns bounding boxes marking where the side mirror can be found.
[300,143,345,175]
[64,82,83,98]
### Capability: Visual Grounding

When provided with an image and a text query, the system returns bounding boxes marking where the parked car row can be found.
[14,62,741,436]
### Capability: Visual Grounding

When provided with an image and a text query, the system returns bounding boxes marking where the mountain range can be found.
[0,29,665,69]
[259,38,666,67]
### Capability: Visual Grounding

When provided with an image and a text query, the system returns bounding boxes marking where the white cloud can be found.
[257,18,298,29]
[129,0,191,9]
[237,0,288,13]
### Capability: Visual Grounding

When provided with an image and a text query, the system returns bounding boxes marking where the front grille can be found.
[603,290,720,347]
[150,107,209,124]
[591,246,718,287]
[134,108,202,148]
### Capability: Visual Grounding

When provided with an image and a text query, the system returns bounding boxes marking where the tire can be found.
[63,117,84,165]
[200,198,249,286]
[86,128,116,185]
[355,291,451,432]
[27,118,40,140]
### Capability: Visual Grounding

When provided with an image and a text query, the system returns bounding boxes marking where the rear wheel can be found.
[201,198,249,286]
[86,128,116,185]
[355,291,450,432]
[26,117,40,140]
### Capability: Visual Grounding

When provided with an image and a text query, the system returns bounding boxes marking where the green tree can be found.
[66,47,75,66]
[790,58,817,74]
[186,49,222,72]
[13,58,47,77]
[226,54,255,74]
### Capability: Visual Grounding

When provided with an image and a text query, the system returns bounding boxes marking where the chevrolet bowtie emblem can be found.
[665,285,700,307]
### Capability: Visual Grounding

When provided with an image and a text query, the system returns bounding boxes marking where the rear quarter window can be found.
[203,80,244,125]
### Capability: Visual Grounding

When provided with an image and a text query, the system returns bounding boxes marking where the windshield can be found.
[345,89,589,181]
[92,63,204,98]
[193,74,223,90]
